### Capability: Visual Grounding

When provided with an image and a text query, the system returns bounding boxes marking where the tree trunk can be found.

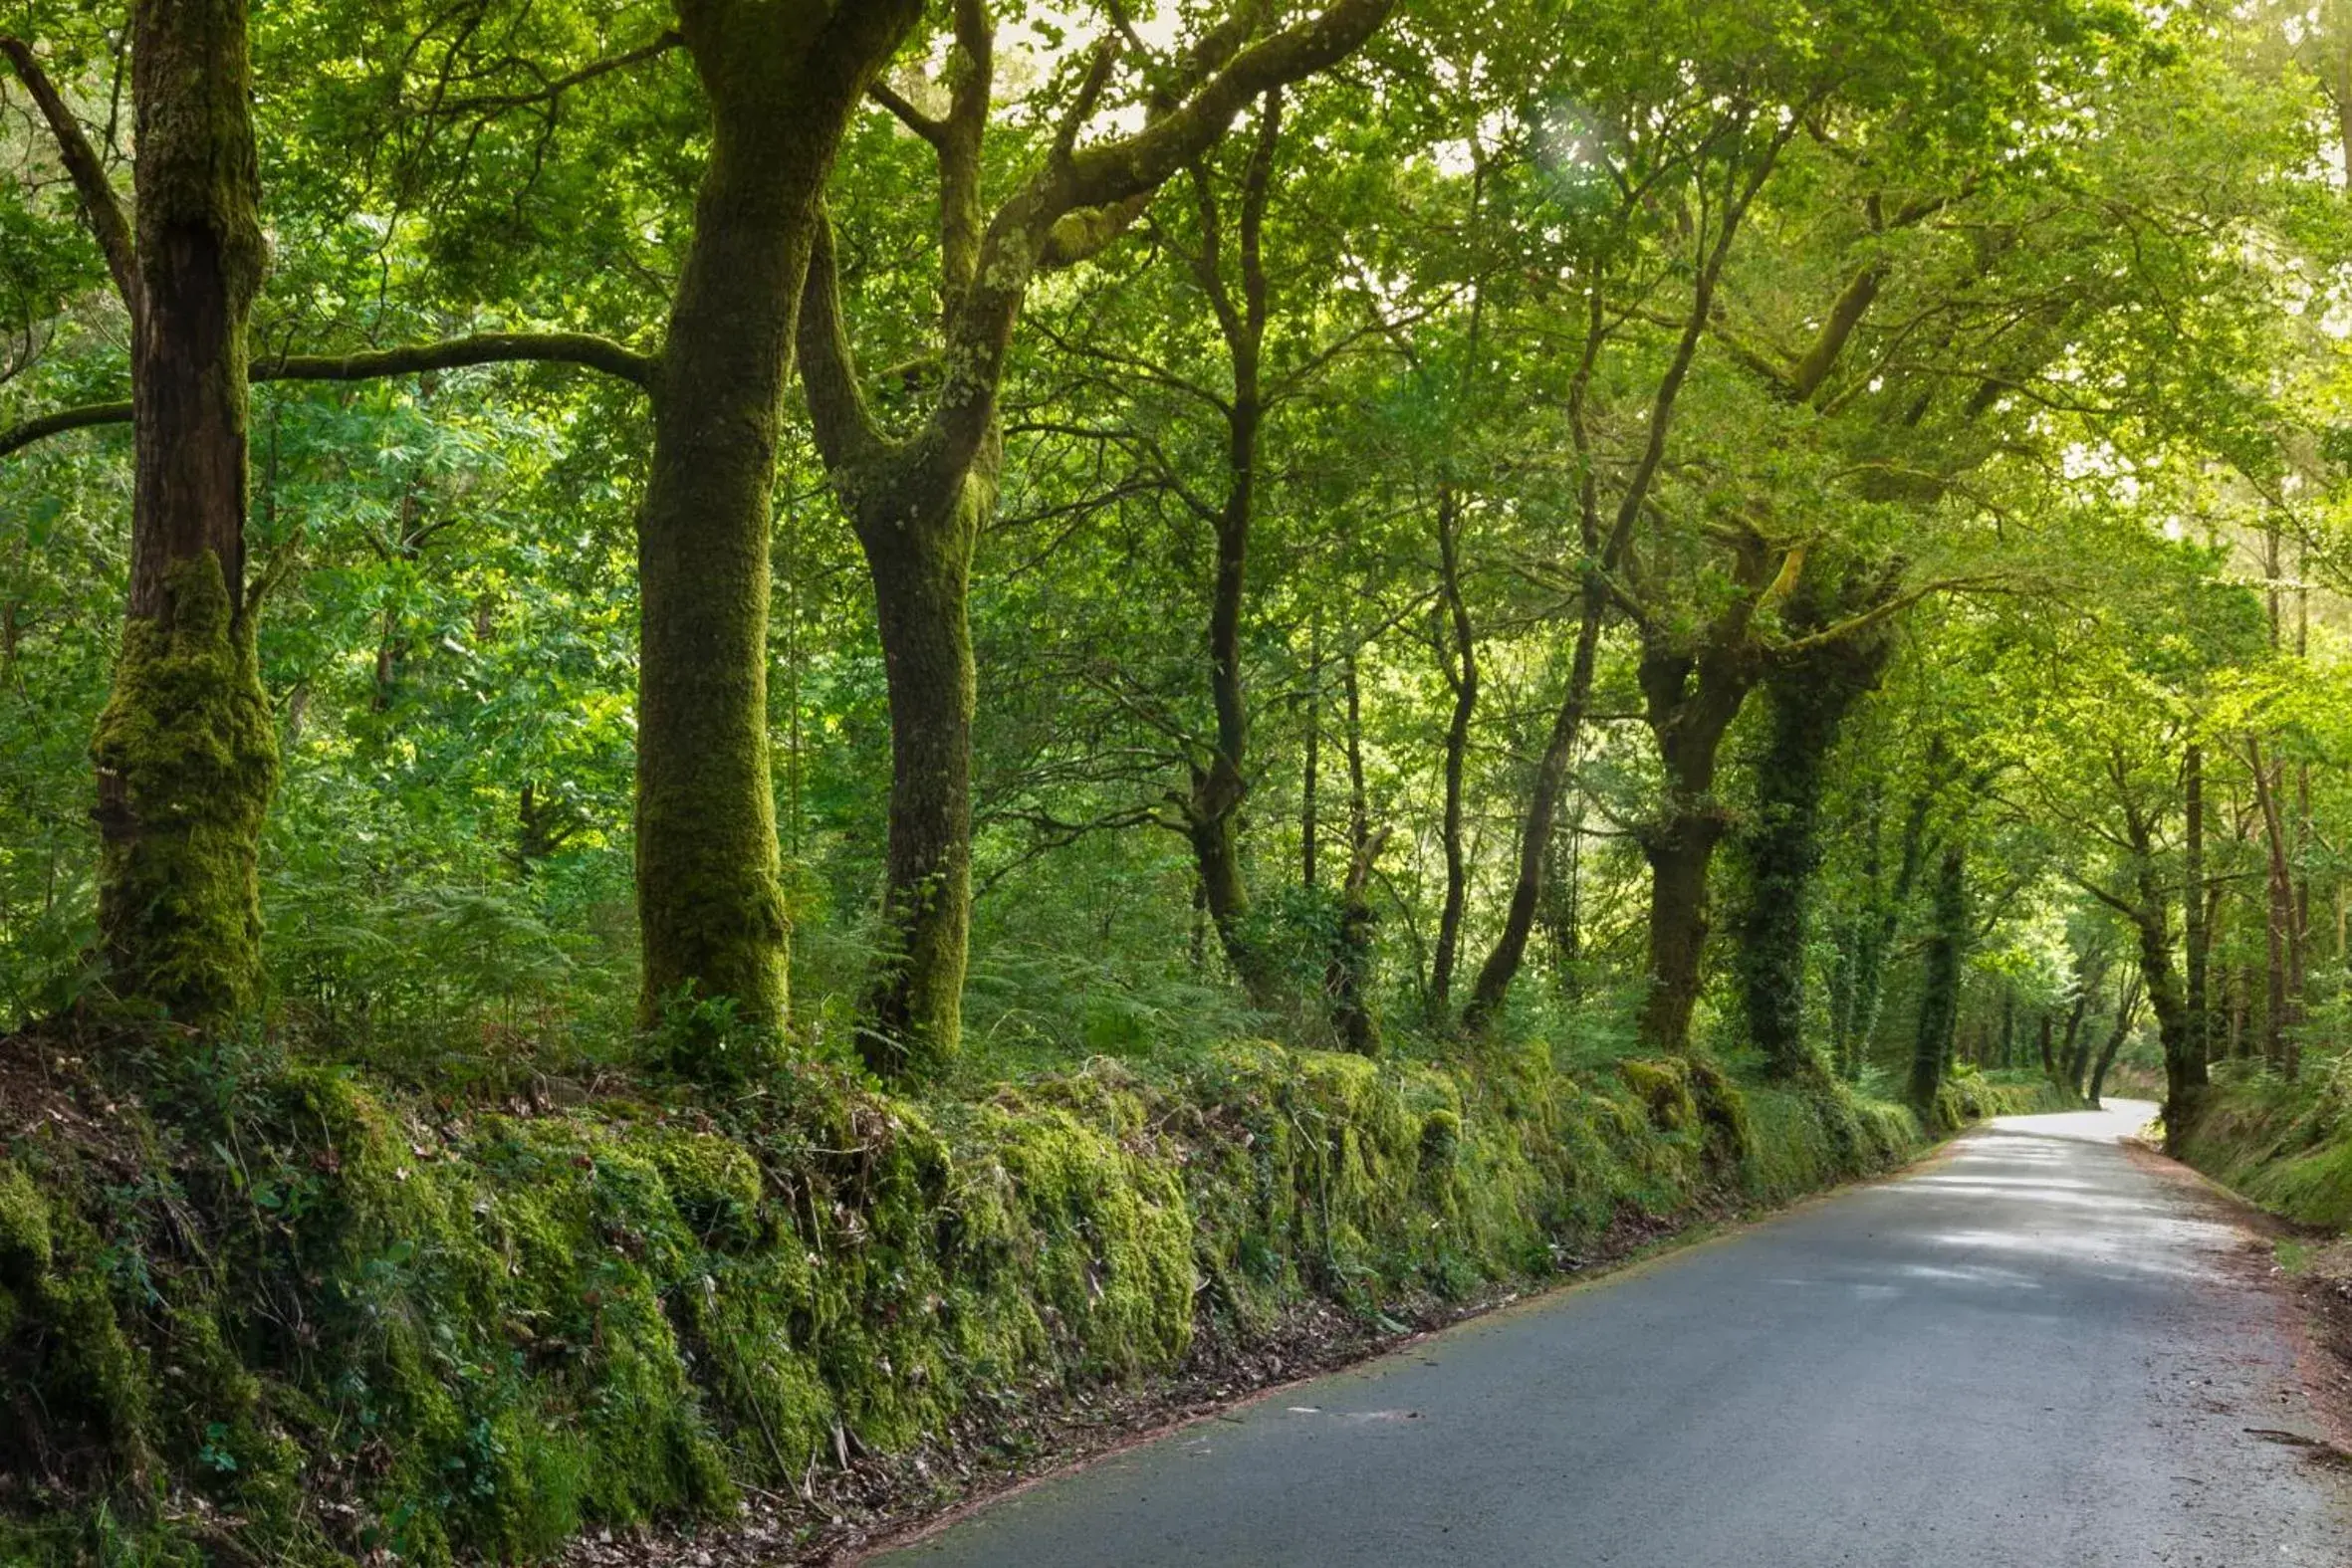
[1322,654,1381,1052]
[1734,623,1889,1082]
[1908,840,1968,1113]
[1463,578,1603,1029]
[2249,736,2301,1077]
[1631,633,1758,1055]
[1826,797,1878,1077]
[1848,760,1938,1078]
[1538,794,1584,1001]
[1640,821,1725,1055]
[633,1,918,1042]
[2119,838,2203,1150]
[1300,620,1319,890]
[2058,952,2101,1098]
[1429,487,1477,1007]
[2183,739,2208,1066]
[1185,471,1272,1002]
[851,461,986,1078]
[91,0,277,1027]
[1178,102,1285,1009]
[799,8,1394,1076]
[2087,974,2140,1109]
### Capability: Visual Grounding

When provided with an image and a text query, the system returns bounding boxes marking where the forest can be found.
[3,0,2352,1562]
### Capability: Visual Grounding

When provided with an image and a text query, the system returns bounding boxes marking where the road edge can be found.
[838,1110,2011,1565]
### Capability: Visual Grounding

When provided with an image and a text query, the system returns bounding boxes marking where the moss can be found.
[3,1036,1971,1565]
[90,552,278,1025]
[2180,1069,2352,1230]
[649,1128,767,1250]
[19,1202,156,1479]
[0,1159,52,1287]
[1617,1058,1699,1133]
[1684,1057,1755,1176]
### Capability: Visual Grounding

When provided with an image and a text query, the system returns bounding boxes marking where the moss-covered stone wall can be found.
[2177,1064,2352,1230]
[0,1045,2061,1565]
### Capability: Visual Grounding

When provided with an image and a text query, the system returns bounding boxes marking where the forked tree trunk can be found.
[2087,974,2140,1109]
[1631,631,1760,1055]
[91,0,277,1026]
[799,2,1394,1078]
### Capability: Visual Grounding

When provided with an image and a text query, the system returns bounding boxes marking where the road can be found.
[871,1103,2352,1567]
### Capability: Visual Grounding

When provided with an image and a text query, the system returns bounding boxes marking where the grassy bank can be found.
[0,1033,2061,1567]
[2177,1060,2352,1230]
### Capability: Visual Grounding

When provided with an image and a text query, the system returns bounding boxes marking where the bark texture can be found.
[90,0,277,1024]
[1734,609,1891,1081]
[633,0,919,1040]
[1908,840,1968,1111]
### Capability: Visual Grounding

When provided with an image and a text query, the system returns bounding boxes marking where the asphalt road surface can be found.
[871,1103,2352,1567]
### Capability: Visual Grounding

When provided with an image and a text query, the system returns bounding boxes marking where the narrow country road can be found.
[872,1104,2352,1567]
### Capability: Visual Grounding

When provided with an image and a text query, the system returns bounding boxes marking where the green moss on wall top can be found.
[0,1036,1965,1565]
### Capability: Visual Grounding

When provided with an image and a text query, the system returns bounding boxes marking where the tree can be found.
[796,0,1394,1078]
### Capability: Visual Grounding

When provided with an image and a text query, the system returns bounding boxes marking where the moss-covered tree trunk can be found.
[632,0,918,1037]
[1908,839,1968,1113]
[89,0,276,1026]
[2130,856,2204,1151]
[1734,610,1891,1082]
[1632,628,1761,1055]
[849,454,987,1079]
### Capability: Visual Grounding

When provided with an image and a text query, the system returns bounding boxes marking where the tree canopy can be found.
[3,0,2348,1127]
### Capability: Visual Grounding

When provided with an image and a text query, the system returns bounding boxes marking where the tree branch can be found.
[797,208,890,475]
[0,399,131,459]
[1,331,654,460]
[254,332,655,388]
[427,28,681,115]
[868,79,947,146]
[934,0,1393,470]
[0,36,138,314]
